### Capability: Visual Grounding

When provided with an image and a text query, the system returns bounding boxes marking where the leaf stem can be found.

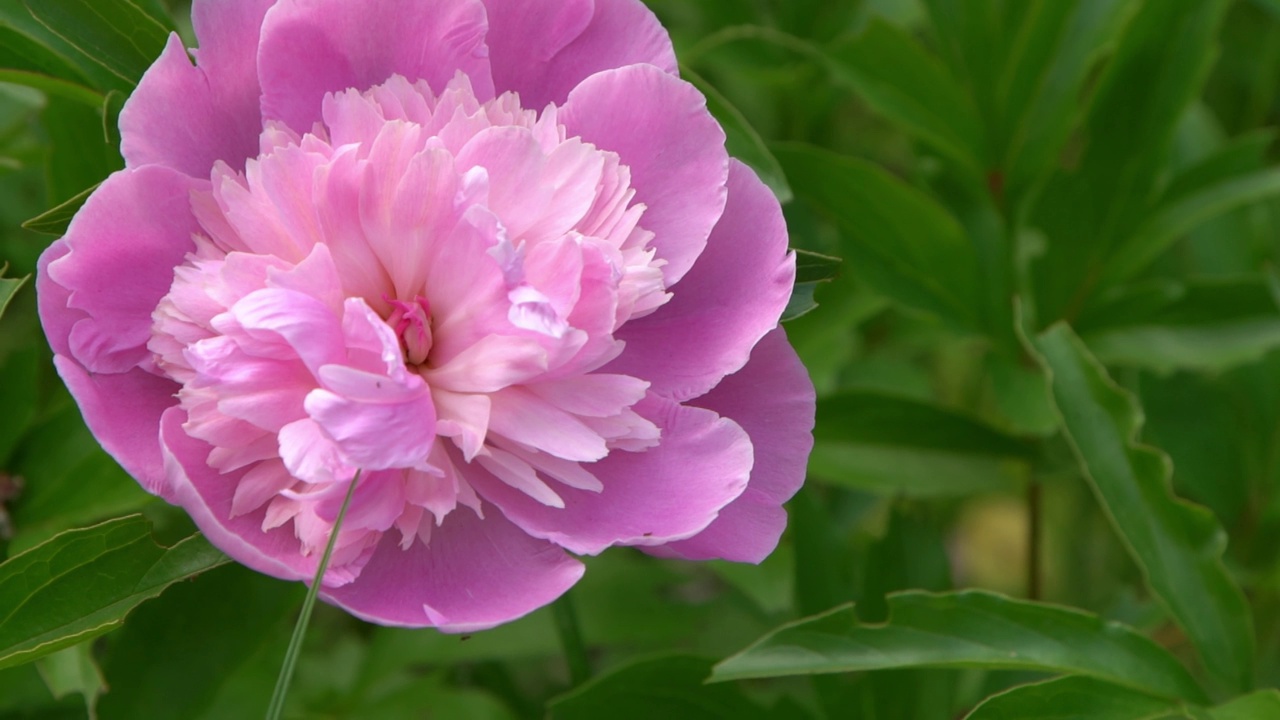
[552,590,591,686]
[265,470,361,720]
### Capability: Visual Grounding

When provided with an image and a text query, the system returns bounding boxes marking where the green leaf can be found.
[1100,166,1280,288]
[711,590,1207,704]
[35,642,103,719]
[22,183,98,236]
[1208,690,1280,720]
[21,0,173,86]
[781,281,820,321]
[8,402,155,554]
[41,96,121,205]
[0,69,102,107]
[774,142,982,329]
[683,66,792,203]
[0,263,30,322]
[0,515,228,670]
[963,676,1188,720]
[1079,276,1280,373]
[0,23,93,85]
[96,564,301,720]
[962,681,1280,717]
[781,250,842,322]
[1000,0,1138,204]
[793,249,842,284]
[1028,0,1231,322]
[825,17,985,179]
[809,391,1032,497]
[1028,322,1255,693]
[549,654,770,720]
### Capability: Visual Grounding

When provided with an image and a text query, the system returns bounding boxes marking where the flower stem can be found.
[265,470,362,720]
[552,589,590,686]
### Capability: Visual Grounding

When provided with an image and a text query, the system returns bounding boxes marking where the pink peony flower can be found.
[36,0,814,631]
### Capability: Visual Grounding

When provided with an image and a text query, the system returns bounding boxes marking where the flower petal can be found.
[161,407,316,582]
[54,357,180,500]
[321,507,585,631]
[44,167,202,374]
[559,64,728,284]
[468,395,752,555]
[656,329,815,563]
[607,160,795,401]
[483,0,677,108]
[258,0,493,131]
[121,0,276,176]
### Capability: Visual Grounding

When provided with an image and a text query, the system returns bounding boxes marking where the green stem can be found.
[265,470,362,720]
[552,590,591,686]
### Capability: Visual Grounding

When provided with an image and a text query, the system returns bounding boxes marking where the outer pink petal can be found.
[54,357,180,500]
[559,64,728,284]
[607,160,795,401]
[468,395,753,555]
[654,329,815,563]
[321,507,585,631]
[257,0,493,132]
[44,167,203,374]
[482,0,677,108]
[161,407,316,582]
[120,0,276,176]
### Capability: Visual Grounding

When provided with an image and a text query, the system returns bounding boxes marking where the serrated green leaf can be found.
[549,654,770,720]
[1029,322,1255,693]
[0,515,228,670]
[22,0,173,86]
[711,590,1206,704]
[774,142,981,329]
[0,263,30,322]
[22,182,98,236]
[963,676,1189,720]
[809,391,1031,497]
[825,17,985,179]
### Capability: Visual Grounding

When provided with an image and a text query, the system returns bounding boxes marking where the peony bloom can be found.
[36,0,814,631]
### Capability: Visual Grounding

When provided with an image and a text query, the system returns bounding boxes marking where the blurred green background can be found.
[3,0,1280,717]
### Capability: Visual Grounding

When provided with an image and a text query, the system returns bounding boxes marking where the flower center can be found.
[386,295,432,365]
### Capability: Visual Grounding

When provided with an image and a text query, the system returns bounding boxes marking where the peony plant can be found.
[36,0,814,632]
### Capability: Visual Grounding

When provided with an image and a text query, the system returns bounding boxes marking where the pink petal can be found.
[36,240,77,358]
[45,167,203,374]
[305,370,435,471]
[121,0,276,176]
[258,0,493,132]
[607,160,795,401]
[483,0,677,108]
[657,329,816,563]
[321,507,584,631]
[468,395,753,555]
[161,407,316,582]
[559,64,728,284]
[53,357,180,500]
